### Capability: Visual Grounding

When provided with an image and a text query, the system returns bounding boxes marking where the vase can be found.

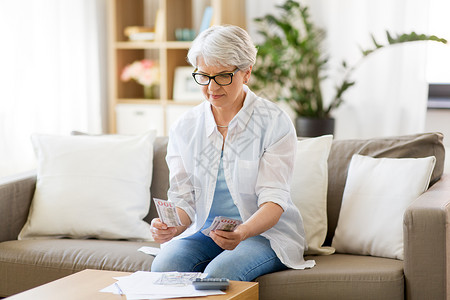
[143,85,158,99]
[295,117,335,137]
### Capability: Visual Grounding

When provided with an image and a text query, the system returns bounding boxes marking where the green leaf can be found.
[371,34,382,48]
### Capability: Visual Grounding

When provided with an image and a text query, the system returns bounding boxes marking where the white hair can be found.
[187,25,257,70]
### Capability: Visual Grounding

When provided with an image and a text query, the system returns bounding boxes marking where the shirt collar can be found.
[204,85,256,138]
[205,101,216,137]
[234,86,256,132]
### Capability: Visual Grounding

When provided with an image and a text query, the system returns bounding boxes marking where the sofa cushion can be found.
[0,239,158,297]
[325,132,445,245]
[70,132,169,225]
[331,154,436,260]
[19,132,155,241]
[291,135,334,255]
[256,254,404,300]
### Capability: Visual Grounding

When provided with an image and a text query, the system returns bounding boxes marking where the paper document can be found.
[138,246,161,256]
[100,271,225,299]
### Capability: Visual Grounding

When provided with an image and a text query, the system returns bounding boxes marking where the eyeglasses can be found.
[192,68,240,86]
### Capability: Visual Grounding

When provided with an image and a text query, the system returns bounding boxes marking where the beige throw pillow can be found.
[332,154,436,260]
[19,131,156,241]
[291,135,334,255]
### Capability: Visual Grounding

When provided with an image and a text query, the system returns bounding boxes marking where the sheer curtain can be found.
[0,0,107,177]
[247,0,431,139]
[306,0,431,139]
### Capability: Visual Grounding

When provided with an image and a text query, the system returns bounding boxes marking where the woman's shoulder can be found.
[247,90,292,126]
[248,90,288,118]
[171,102,206,127]
[244,89,296,143]
[169,101,207,138]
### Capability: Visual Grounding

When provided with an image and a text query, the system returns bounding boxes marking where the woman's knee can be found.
[152,251,212,272]
[151,235,219,272]
[151,240,192,272]
[151,253,178,272]
[204,236,287,281]
[204,262,244,281]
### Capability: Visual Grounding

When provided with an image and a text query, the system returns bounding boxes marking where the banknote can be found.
[153,198,182,227]
[201,216,242,237]
[153,272,205,286]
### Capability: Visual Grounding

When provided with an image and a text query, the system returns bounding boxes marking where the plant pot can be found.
[295,117,335,137]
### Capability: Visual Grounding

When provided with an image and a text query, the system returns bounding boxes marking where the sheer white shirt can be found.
[166,86,315,269]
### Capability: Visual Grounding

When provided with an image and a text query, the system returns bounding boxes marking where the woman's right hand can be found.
[150,218,178,243]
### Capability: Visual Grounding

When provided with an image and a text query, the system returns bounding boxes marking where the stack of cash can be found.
[153,198,182,227]
[153,198,242,237]
[202,216,242,237]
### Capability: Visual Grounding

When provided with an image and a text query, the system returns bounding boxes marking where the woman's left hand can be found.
[210,202,283,250]
[210,224,249,250]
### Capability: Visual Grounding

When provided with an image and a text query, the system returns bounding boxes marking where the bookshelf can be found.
[107,0,246,135]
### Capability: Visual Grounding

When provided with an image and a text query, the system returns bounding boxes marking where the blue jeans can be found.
[151,232,288,281]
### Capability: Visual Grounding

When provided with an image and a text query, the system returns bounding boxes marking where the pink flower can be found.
[121,65,132,81]
[120,59,160,87]
[141,59,155,69]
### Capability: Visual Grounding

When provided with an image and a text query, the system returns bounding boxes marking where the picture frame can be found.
[173,66,204,102]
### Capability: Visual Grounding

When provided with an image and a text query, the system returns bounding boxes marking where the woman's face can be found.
[196,57,251,110]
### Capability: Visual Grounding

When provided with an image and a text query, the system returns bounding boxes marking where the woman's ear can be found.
[243,66,252,84]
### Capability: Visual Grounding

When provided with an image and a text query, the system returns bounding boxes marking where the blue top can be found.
[202,151,242,230]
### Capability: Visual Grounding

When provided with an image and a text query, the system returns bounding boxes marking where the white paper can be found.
[124,288,224,300]
[99,284,119,294]
[138,246,161,256]
[100,271,225,299]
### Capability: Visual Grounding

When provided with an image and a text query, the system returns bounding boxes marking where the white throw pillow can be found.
[332,154,436,260]
[19,131,156,241]
[291,135,334,255]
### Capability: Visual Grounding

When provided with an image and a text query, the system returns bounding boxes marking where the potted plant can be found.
[250,0,447,137]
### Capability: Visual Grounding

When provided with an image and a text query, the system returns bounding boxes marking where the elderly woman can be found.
[150,25,314,281]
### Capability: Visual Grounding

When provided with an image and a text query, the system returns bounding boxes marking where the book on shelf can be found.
[124,26,155,41]
[128,32,155,41]
[199,6,213,34]
[154,9,164,41]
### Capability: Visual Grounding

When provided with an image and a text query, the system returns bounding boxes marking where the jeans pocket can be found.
[238,159,259,194]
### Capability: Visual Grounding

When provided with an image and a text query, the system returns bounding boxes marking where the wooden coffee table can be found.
[7,269,259,300]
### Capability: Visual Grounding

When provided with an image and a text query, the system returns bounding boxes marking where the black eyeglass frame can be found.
[191,68,240,86]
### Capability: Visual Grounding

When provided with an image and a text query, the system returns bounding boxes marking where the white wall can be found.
[425,109,450,172]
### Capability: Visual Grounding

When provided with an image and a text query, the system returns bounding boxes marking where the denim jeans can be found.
[151,232,288,281]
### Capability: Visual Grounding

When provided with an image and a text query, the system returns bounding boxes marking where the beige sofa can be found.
[0,132,448,299]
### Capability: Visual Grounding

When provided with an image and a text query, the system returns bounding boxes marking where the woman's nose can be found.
[208,79,221,91]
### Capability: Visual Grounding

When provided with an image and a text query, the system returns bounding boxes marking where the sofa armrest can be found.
[404,173,450,300]
[0,171,36,242]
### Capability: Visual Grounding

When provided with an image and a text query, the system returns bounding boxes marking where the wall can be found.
[425,109,450,172]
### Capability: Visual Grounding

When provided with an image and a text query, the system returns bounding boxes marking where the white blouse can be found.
[166,86,315,269]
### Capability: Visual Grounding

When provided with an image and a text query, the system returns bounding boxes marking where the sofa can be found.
[0,132,448,299]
